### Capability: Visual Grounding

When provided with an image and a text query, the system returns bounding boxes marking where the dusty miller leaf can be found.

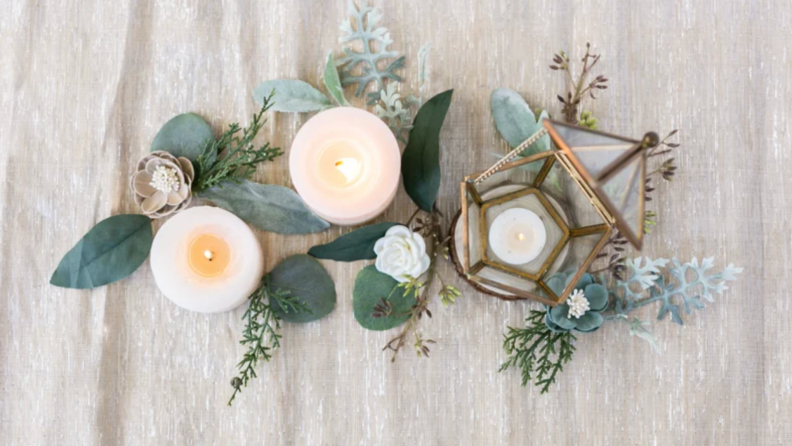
[324,52,349,106]
[373,83,412,143]
[253,80,331,113]
[611,256,742,325]
[622,316,661,353]
[337,0,404,97]
[625,257,670,290]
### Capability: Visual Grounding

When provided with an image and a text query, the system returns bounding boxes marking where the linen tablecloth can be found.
[1,0,788,444]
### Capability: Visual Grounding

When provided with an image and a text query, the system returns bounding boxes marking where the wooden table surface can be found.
[1,0,787,444]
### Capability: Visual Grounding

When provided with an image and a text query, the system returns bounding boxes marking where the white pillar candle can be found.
[150,206,264,313]
[489,208,547,265]
[289,107,401,226]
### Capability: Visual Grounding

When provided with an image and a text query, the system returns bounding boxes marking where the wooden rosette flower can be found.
[131,151,194,218]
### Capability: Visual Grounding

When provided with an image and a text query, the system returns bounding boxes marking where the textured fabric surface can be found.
[0,0,787,444]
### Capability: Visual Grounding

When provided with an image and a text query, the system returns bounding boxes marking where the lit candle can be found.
[489,208,547,265]
[150,206,264,313]
[289,107,401,226]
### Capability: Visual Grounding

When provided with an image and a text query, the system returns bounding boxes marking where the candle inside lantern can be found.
[151,206,264,313]
[489,208,547,265]
[289,107,401,226]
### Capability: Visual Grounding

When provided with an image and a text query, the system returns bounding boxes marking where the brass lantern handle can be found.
[473,128,549,185]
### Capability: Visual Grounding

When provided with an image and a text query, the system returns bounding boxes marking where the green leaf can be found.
[308,222,398,261]
[353,265,415,331]
[50,214,152,289]
[198,180,329,234]
[269,254,336,323]
[253,80,332,113]
[490,88,537,149]
[150,113,214,161]
[402,89,453,211]
[324,53,349,106]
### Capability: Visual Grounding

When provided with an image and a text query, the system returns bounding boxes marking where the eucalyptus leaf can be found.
[269,254,336,323]
[150,113,214,161]
[253,80,331,113]
[198,180,329,234]
[353,265,415,331]
[308,222,398,261]
[491,88,537,148]
[324,53,349,106]
[402,89,453,212]
[50,214,153,289]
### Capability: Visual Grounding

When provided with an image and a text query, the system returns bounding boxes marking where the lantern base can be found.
[448,210,526,301]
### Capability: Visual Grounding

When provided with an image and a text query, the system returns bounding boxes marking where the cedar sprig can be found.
[500,310,577,393]
[228,277,310,406]
[550,43,609,124]
[194,92,282,192]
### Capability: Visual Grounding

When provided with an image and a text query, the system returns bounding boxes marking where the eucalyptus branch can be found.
[194,92,282,192]
[500,310,576,393]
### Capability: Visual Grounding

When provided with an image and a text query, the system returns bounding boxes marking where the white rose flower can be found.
[373,226,431,282]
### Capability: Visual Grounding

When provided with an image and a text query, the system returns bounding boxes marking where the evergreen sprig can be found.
[500,310,576,393]
[194,92,282,192]
[228,277,308,406]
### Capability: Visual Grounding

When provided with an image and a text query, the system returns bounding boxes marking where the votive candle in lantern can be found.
[150,206,264,313]
[289,107,401,226]
[489,208,547,265]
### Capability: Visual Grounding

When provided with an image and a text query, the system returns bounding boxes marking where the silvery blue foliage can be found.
[611,257,742,325]
[373,83,412,144]
[337,1,405,97]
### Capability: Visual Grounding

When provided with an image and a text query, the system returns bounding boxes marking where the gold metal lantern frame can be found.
[453,120,659,306]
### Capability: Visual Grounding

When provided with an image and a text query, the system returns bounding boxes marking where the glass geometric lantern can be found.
[451,120,659,306]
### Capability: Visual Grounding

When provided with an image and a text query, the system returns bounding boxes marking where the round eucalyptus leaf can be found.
[353,265,415,331]
[269,254,336,323]
[150,113,214,161]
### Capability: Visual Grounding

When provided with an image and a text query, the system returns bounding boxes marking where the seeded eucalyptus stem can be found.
[382,204,457,361]
[550,43,608,124]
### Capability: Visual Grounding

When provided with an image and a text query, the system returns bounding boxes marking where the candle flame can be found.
[517,233,526,241]
[334,158,362,184]
[204,250,213,261]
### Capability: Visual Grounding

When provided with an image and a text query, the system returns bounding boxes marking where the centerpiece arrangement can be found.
[49,0,741,405]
